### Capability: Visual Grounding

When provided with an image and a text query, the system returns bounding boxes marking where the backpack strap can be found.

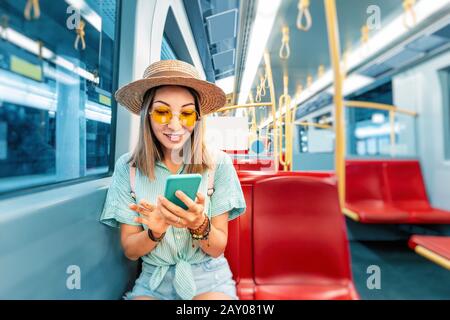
[129,165,137,202]
[207,162,216,197]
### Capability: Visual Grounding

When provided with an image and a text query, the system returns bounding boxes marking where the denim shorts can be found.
[123,255,238,300]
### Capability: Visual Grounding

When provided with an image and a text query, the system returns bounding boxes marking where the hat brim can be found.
[115,76,226,116]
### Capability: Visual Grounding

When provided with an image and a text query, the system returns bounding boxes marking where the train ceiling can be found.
[184,0,240,84]
[249,0,408,109]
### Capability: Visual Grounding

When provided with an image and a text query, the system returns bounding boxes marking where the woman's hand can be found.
[158,191,206,229]
[129,199,170,235]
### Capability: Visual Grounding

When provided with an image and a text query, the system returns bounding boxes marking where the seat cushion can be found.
[392,200,431,212]
[409,236,450,260]
[409,208,450,224]
[346,200,410,223]
[255,282,359,300]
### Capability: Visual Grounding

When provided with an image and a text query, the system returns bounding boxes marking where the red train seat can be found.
[223,150,249,155]
[224,184,255,299]
[345,161,409,223]
[233,159,274,171]
[384,162,450,224]
[254,283,359,300]
[224,149,276,171]
[238,170,335,181]
[345,160,450,224]
[409,235,450,270]
[249,174,358,300]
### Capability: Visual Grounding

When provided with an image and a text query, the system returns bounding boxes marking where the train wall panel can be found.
[0,179,137,299]
[393,50,450,211]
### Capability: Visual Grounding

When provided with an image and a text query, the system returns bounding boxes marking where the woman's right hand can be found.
[129,199,170,236]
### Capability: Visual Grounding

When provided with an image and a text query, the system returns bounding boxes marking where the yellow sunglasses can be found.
[149,106,200,127]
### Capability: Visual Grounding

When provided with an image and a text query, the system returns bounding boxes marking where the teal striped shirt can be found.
[100,150,246,300]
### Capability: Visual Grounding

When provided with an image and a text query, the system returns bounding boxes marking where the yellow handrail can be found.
[292,85,302,124]
[264,51,279,171]
[278,73,292,171]
[342,208,360,222]
[217,102,273,113]
[248,93,258,138]
[415,245,450,271]
[216,51,279,170]
[345,100,418,157]
[277,115,285,168]
[345,100,418,116]
[324,0,346,207]
[295,121,333,130]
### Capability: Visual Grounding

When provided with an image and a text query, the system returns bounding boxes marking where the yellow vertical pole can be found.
[248,93,257,134]
[390,110,396,157]
[278,73,290,171]
[324,0,346,206]
[278,116,286,170]
[248,93,258,155]
[264,51,279,171]
[283,74,292,171]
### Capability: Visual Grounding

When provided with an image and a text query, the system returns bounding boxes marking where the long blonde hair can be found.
[127,86,213,180]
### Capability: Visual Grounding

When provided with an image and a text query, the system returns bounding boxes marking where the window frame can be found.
[439,67,450,161]
[0,0,122,201]
[161,34,178,60]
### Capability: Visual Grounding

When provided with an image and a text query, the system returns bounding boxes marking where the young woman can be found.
[100,60,246,300]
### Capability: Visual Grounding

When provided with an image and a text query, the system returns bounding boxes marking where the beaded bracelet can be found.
[190,214,208,235]
[189,215,210,240]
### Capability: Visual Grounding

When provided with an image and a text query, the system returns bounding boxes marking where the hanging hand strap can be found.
[74,20,86,50]
[24,0,40,20]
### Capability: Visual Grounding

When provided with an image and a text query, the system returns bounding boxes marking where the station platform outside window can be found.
[0,0,120,196]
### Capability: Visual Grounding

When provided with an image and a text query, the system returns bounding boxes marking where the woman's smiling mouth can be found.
[163,132,184,142]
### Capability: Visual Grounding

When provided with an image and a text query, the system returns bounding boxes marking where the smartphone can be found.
[164,174,202,210]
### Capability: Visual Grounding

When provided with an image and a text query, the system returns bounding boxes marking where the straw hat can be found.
[115,60,226,116]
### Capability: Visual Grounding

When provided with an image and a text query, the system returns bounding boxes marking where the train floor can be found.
[350,241,450,300]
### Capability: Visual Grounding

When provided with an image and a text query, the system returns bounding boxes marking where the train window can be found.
[0,0,119,195]
[297,111,335,155]
[349,108,391,156]
[314,112,333,128]
[161,35,178,60]
[346,80,419,158]
[440,68,450,160]
[299,126,308,153]
[347,82,394,157]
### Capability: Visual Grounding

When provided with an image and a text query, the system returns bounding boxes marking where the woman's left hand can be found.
[158,191,206,229]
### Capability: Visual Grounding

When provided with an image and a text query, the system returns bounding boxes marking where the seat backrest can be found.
[346,160,385,203]
[238,170,335,183]
[384,161,430,207]
[253,176,353,285]
[224,185,254,284]
[224,218,240,281]
[233,159,274,171]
